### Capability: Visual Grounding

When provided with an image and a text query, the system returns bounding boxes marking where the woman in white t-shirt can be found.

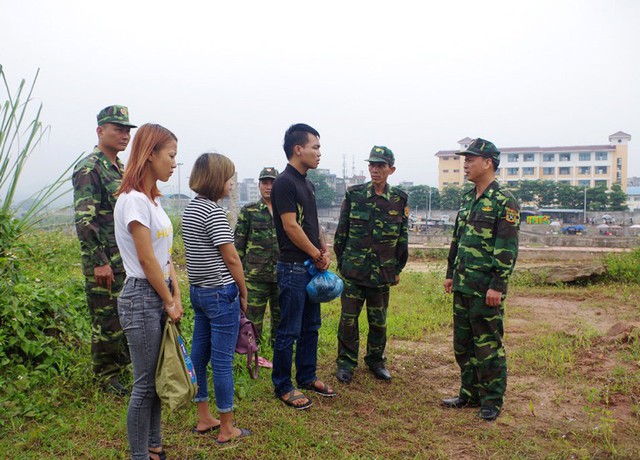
[114,123,183,460]
[182,153,251,444]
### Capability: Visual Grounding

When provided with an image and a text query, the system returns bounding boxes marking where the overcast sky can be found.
[2,0,639,201]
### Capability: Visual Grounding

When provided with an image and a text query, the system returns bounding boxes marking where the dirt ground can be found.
[368,264,640,458]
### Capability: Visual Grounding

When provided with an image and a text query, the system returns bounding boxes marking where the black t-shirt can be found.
[271,163,321,263]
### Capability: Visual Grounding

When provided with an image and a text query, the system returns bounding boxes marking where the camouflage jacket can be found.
[334,182,409,287]
[234,199,278,283]
[72,147,124,276]
[446,180,520,297]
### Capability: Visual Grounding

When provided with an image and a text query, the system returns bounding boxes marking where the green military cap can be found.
[259,167,279,180]
[366,145,395,166]
[97,105,137,128]
[460,138,500,164]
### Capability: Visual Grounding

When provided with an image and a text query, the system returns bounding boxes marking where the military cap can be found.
[97,105,137,128]
[259,167,279,180]
[460,138,500,164]
[366,145,395,166]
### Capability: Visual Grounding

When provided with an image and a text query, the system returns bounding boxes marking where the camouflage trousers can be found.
[337,279,389,370]
[452,292,507,409]
[246,280,280,347]
[85,273,130,383]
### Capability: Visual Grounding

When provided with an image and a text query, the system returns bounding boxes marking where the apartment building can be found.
[435,132,631,191]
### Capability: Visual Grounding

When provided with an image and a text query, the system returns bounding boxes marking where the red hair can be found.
[117,123,177,200]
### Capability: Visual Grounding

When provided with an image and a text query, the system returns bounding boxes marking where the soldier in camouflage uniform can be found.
[72,105,136,395]
[235,167,280,351]
[334,146,409,383]
[443,138,520,421]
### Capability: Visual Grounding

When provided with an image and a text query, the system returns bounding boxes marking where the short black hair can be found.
[283,123,320,160]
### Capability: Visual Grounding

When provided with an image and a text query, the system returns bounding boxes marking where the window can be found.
[559,180,571,184]
[442,157,449,161]
[617,158,622,166]
[443,182,448,186]
[595,180,608,187]
[522,167,534,176]
[443,169,449,173]
[453,169,460,173]
[559,167,571,175]
[507,168,519,176]
[507,154,519,162]
[595,151,608,161]
[579,152,591,161]
[543,153,555,162]
[523,153,535,162]
[543,167,555,175]
[578,166,591,174]
[453,156,460,160]
[578,179,590,187]
[559,153,571,162]
[595,166,608,174]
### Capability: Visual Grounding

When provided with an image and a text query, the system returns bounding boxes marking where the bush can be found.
[604,249,640,283]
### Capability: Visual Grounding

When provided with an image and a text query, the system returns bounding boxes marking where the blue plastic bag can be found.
[304,260,344,303]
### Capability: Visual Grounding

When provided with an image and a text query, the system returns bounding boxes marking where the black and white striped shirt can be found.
[182,196,235,287]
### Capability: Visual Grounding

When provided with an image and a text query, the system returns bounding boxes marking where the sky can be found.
[2,0,639,202]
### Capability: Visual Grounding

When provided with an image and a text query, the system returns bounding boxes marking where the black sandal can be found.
[149,448,166,460]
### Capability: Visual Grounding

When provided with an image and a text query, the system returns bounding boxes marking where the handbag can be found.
[235,312,259,379]
[156,319,198,411]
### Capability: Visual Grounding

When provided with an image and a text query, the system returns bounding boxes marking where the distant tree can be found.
[440,184,467,210]
[307,170,335,208]
[608,184,629,211]
[586,186,608,211]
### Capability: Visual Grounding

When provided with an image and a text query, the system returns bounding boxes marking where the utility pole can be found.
[177,162,184,212]
[583,186,587,224]
[427,187,432,221]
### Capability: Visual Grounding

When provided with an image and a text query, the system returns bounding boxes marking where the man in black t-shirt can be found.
[271,123,336,410]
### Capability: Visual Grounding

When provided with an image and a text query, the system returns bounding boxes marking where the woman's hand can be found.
[164,300,183,323]
[239,291,248,313]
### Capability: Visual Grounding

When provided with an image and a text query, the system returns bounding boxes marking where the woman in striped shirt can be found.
[182,153,251,444]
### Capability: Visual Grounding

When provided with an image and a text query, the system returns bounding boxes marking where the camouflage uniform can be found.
[334,148,409,371]
[72,106,136,384]
[446,141,520,411]
[235,168,280,346]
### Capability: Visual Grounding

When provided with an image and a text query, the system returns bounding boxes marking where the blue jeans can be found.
[190,283,240,413]
[272,261,321,398]
[118,277,167,460]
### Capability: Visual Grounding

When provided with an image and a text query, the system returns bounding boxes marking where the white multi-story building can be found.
[436,132,631,191]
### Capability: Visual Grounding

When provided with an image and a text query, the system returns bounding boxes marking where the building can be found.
[626,187,640,211]
[238,177,259,204]
[435,132,631,191]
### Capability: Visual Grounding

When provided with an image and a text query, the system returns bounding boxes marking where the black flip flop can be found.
[192,424,221,435]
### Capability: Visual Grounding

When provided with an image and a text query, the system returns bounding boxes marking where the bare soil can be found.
[315,266,640,458]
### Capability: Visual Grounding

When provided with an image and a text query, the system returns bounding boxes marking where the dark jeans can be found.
[272,261,321,398]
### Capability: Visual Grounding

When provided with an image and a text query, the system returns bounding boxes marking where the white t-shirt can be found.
[115,190,173,279]
[182,196,235,287]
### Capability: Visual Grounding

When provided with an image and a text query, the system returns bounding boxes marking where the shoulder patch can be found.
[404,206,409,218]
[505,207,518,224]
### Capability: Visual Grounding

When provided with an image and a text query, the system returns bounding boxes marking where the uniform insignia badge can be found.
[120,107,127,115]
[389,210,399,216]
[505,207,518,223]
[482,206,493,212]
[404,206,409,218]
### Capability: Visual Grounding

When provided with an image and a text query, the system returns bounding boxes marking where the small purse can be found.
[235,312,259,379]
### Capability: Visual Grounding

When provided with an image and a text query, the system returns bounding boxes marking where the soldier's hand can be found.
[392,275,400,286]
[94,264,115,291]
[486,289,502,307]
[443,279,453,294]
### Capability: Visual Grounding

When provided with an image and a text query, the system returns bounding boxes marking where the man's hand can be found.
[94,264,115,291]
[443,278,453,294]
[392,274,400,286]
[314,251,331,271]
[486,289,502,307]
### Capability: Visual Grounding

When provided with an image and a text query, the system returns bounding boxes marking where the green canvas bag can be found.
[155,319,198,411]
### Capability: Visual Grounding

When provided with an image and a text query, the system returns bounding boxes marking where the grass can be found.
[1,231,640,458]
